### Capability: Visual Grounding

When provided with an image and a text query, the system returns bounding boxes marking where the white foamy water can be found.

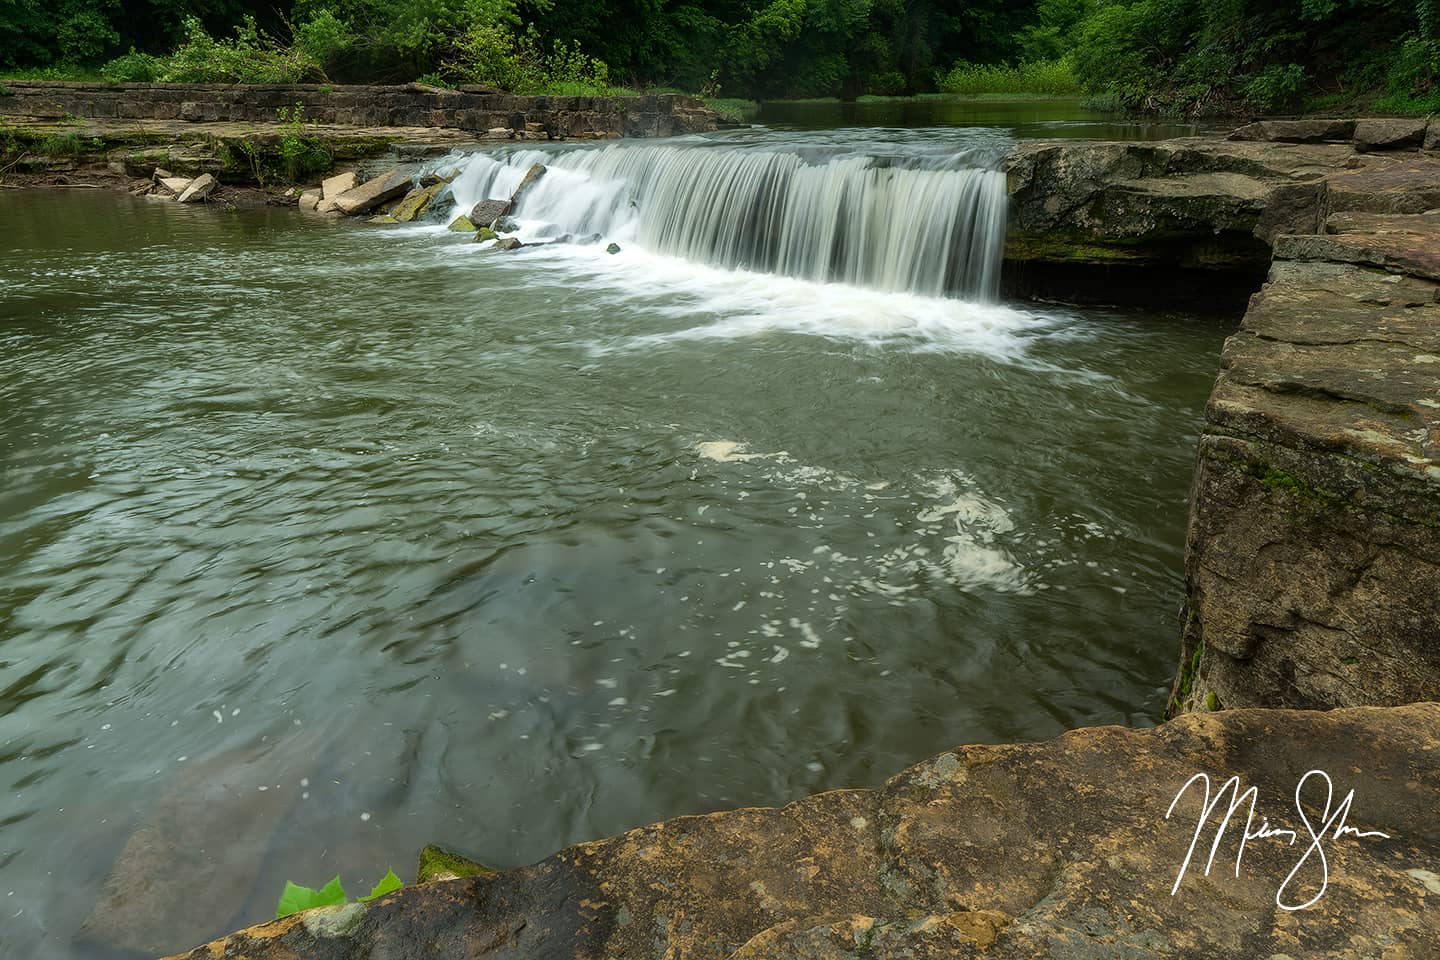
[441,139,1009,300]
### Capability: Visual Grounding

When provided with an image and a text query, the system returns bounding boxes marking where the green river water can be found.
[0,103,1227,957]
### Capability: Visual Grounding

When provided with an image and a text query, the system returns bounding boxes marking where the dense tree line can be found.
[1,0,1435,113]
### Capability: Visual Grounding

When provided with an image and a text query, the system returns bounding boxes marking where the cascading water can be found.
[443,140,1009,300]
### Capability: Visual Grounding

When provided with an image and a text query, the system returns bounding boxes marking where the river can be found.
[0,100,1225,957]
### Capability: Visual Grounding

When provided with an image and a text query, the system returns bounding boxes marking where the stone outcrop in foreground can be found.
[164,703,1440,960]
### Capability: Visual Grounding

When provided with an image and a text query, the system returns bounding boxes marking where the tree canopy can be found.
[1,0,1435,114]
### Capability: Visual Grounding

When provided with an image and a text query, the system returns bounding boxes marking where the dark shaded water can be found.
[0,113,1226,958]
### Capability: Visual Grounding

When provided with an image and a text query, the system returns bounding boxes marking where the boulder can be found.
[509,163,546,206]
[321,170,358,199]
[473,226,498,243]
[468,198,511,228]
[577,233,603,245]
[1227,118,1356,142]
[605,242,621,254]
[447,215,476,232]
[162,703,1440,960]
[152,167,173,181]
[1354,117,1427,151]
[1427,120,1440,150]
[389,181,446,222]
[299,188,321,211]
[493,237,523,251]
[494,216,519,233]
[157,176,193,196]
[176,173,217,203]
[332,170,413,216]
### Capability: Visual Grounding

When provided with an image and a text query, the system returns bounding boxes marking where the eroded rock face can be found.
[164,704,1440,960]
[1176,221,1440,714]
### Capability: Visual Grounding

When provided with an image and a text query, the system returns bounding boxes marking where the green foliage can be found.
[1243,63,1307,111]
[936,57,1079,95]
[276,875,348,918]
[100,49,164,82]
[154,16,325,83]
[37,131,84,155]
[275,870,403,918]
[360,870,403,900]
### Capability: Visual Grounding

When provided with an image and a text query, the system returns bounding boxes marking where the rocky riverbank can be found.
[165,703,1440,960]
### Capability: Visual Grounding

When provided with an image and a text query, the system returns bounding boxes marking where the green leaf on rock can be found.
[276,875,348,918]
[360,869,406,903]
[360,869,403,901]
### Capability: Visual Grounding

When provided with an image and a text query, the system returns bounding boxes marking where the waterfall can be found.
[445,142,1009,301]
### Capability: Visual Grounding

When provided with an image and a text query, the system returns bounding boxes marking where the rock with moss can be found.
[473,226,498,243]
[494,215,520,233]
[389,181,446,223]
[447,215,476,232]
[367,214,399,224]
[416,844,495,884]
[606,242,621,254]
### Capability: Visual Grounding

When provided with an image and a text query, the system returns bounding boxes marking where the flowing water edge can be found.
[0,113,1226,957]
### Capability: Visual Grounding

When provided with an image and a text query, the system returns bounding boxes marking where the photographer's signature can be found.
[1165,769,1391,910]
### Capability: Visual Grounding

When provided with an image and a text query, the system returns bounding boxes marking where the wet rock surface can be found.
[164,703,1440,960]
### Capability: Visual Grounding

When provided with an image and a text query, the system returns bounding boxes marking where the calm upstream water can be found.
[0,109,1226,958]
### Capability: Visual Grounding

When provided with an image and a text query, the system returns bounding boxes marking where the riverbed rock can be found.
[1175,221,1440,714]
[494,215,519,233]
[367,214,399,224]
[389,181,445,222]
[493,237,523,251]
[1227,118,1356,142]
[321,170,358,199]
[468,198,511,228]
[473,226,498,243]
[176,173,217,203]
[298,188,321,211]
[447,214,476,232]
[1354,117,1428,151]
[332,169,413,216]
[164,702,1440,960]
[606,242,621,254]
[415,844,495,883]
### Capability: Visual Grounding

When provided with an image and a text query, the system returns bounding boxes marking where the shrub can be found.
[158,17,325,84]
[56,10,119,65]
[1243,63,1306,111]
[101,49,163,83]
[936,58,1079,95]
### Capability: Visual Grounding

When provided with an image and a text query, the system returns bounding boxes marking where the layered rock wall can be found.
[0,81,719,139]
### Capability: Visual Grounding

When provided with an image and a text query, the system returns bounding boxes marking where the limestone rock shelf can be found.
[164,704,1440,960]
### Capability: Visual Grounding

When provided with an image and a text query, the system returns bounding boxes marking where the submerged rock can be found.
[176,173,217,203]
[493,237,523,251]
[163,703,1440,960]
[493,215,519,233]
[367,214,399,224]
[605,242,621,254]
